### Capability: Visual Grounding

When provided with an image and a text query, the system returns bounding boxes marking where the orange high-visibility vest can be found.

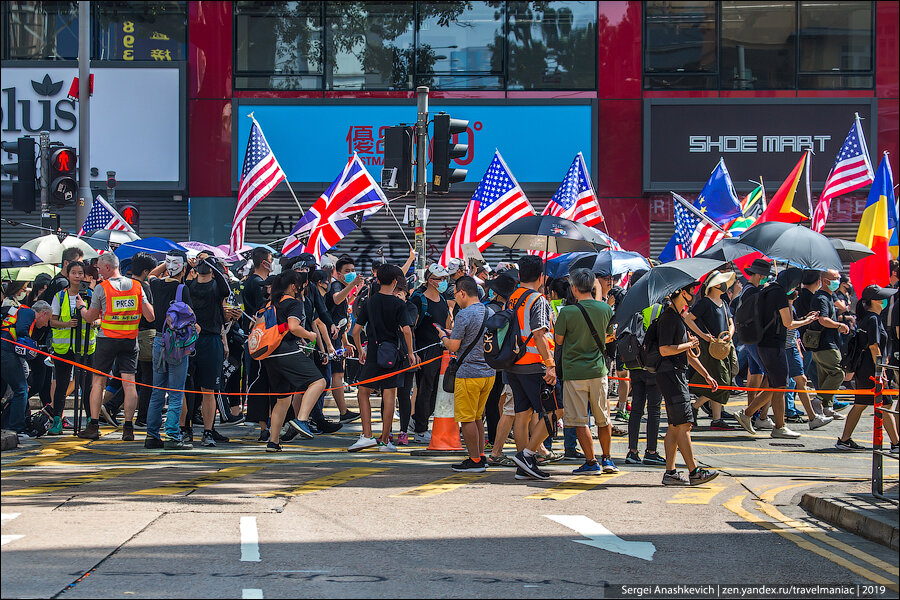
[508,287,554,366]
[1,305,34,341]
[99,279,142,339]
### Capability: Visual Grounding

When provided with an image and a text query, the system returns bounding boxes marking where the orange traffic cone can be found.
[411,352,465,455]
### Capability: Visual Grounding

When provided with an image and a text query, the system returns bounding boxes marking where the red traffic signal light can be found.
[119,204,139,232]
[49,147,77,207]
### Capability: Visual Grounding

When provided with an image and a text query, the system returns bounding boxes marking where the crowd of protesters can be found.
[2,245,898,486]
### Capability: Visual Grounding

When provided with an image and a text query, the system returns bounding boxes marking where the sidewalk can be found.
[801,481,899,551]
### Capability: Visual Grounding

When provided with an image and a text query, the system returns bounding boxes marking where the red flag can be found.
[758,151,811,224]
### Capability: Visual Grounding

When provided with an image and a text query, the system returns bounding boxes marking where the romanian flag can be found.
[849,154,895,292]
[758,151,811,224]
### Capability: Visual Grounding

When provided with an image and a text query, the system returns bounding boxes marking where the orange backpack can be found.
[247,296,290,360]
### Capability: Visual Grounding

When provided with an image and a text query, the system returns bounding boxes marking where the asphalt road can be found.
[2,397,898,599]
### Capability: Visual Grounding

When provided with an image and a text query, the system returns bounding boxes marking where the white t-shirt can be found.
[51,289,78,320]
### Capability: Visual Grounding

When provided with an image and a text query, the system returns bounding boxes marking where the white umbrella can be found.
[21,235,99,264]
[86,229,141,249]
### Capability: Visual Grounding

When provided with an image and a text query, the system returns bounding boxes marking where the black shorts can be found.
[330,357,345,374]
[507,371,557,415]
[853,374,895,407]
[93,337,138,375]
[264,352,325,397]
[656,368,695,426]
[193,333,224,391]
[757,345,789,388]
[357,346,406,390]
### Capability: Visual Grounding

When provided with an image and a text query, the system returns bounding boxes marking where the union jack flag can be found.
[282,153,386,260]
[674,194,726,259]
[231,118,287,254]
[441,151,535,266]
[78,195,134,236]
[811,116,874,233]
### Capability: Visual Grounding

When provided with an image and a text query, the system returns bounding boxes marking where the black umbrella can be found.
[487,215,610,255]
[695,237,759,263]
[736,221,842,271]
[830,238,875,263]
[570,250,651,277]
[612,257,726,327]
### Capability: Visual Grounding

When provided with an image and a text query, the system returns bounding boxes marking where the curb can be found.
[800,492,899,551]
[1,429,18,451]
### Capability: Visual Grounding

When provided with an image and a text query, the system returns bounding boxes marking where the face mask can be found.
[759,276,770,285]
[828,280,839,292]
[437,281,449,294]
[196,262,212,275]
[165,256,185,277]
[487,289,495,300]
[718,283,728,293]
[785,288,796,296]
[15,290,27,302]
[344,271,357,284]
[881,299,889,310]
[270,261,283,277]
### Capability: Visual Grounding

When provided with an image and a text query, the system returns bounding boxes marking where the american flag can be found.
[811,116,874,233]
[231,118,287,253]
[441,151,535,265]
[282,153,385,260]
[542,152,603,226]
[78,195,135,236]
[674,194,726,259]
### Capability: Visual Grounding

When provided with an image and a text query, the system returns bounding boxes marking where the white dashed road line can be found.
[240,516,260,562]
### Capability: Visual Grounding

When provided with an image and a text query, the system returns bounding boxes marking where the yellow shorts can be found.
[562,377,609,428]
[454,376,496,423]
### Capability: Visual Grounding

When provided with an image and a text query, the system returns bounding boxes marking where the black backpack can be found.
[639,317,663,373]
[734,286,777,346]
[840,327,868,373]
[616,304,661,370]
[484,289,537,370]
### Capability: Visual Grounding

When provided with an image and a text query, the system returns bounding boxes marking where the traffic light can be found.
[120,204,139,232]
[431,112,468,193]
[49,146,77,207]
[382,125,414,193]
[1,136,37,213]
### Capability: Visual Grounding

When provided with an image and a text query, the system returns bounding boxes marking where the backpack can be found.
[247,297,290,360]
[734,286,776,346]
[616,304,661,370]
[161,284,198,361]
[840,327,868,373]
[639,317,663,374]
[483,289,537,370]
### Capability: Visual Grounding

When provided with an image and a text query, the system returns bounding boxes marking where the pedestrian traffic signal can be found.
[382,125,414,193]
[1,136,37,213]
[120,204,139,232]
[431,112,468,193]
[49,147,77,207]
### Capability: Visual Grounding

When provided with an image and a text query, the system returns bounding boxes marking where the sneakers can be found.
[266,441,282,452]
[487,454,515,467]
[163,439,193,451]
[257,429,270,443]
[600,456,619,474]
[144,436,164,449]
[563,449,586,462]
[624,451,642,464]
[201,431,216,447]
[452,458,487,473]
[753,417,776,431]
[642,452,666,466]
[710,419,735,431]
[281,425,301,442]
[785,414,809,424]
[890,443,899,455]
[735,412,756,434]
[100,405,120,428]
[288,419,314,440]
[378,441,399,452]
[314,418,343,434]
[348,435,378,452]
[413,431,432,444]
[307,420,322,435]
[689,468,719,486]
[573,460,601,474]
[824,409,845,420]
[835,438,865,450]
[180,426,194,443]
[397,432,409,446]
[512,451,550,480]
[133,420,147,430]
[771,426,801,439]
[832,401,850,412]
[662,471,690,486]
[48,416,63,436]
[76,420,100,440]
[614,409,630,422]
[808,415,834,430]
[218,412,245,426]
[121,421,134,441]
[515,466,534,480]
[16,432,32,442]
[339,410,360,424]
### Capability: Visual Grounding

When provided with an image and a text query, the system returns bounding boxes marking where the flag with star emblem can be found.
[230,118,287,253]
[78,195,135,236]
[282,153,386,260]
[673,193,726,259]
[811,115,874,233]
[441,150,535,266]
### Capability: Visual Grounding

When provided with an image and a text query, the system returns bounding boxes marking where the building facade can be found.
[2,1,897,264]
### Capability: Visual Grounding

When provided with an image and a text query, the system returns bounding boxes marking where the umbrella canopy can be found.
[85,229,141,248]
[488,215,610,255]
[571,250,651,277]
[545,252,597,279]
[114,237,186,261]
[21,235,99,264]
[180,241,231,260]
[1,263,61,282]
[1,246,43,269]
[736,222,842,271]
[830,238,875,264]
[612,257,726,327]
[695,237,760,263]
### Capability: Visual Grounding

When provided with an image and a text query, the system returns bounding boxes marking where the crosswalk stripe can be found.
[257,467,387,497]
[130,466,264,495]
[1,468,143,496]
[526,472,625,501]
[391,472,489,497]
[1,470,24,479]
[668,482,729,505]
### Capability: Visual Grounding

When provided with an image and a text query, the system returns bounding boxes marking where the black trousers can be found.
[136,359,153,423]
[413,346,442,434]
[27,355,52,407]
[52,352,94,418]
[484,375,504,444]
[628,369,662,453]
[245,352,274,424]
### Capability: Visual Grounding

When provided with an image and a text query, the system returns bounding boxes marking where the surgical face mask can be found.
[343,271,357,284]
[270,261,283,276]
[437,281,449,294]
[828,280,839,292]
[759,276,770,285]
[165,256,185,277]
[881,299,889,310]
[14,290,27,302]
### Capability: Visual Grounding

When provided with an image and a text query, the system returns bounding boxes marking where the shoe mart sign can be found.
[0,64,184,188]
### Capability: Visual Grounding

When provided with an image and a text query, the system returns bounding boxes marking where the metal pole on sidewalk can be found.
[39,131,51,232]
[415,86,429,282]
[75,0,92,230]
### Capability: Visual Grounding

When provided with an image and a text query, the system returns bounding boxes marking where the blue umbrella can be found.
[545,252,597,279]
[114,237,186,261]
[571,250,651,277]
[1,246,43,268]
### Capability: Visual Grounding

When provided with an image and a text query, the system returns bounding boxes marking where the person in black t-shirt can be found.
[811,270,850,413]
[325,255,359,421]
[242,248,273,441]
[836,285,899,453]
[655,283,719,487]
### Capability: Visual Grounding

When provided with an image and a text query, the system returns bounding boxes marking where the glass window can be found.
[234,1,324,90]
[416,1,504,89]
[720,1,795,89]
[644,1,717,75]
[95,2,187,61]
[4,1,79,60]
[799,1,872,73]
[507,1,596,90]
[325,1,415,91]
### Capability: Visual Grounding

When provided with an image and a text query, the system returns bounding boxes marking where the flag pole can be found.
[384,199,414,249]
[248,113,304,213]
[672,192,729,236]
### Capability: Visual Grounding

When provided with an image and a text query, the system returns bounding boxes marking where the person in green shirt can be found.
[554,268,617,474]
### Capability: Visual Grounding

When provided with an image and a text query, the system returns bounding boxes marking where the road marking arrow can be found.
[545,515,656,561]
